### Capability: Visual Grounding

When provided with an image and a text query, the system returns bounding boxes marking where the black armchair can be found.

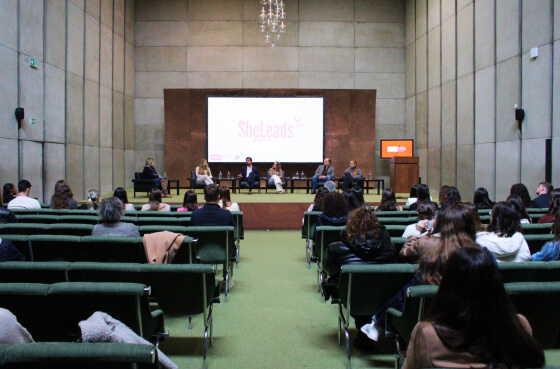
[190,171,207,191]
[132,173,158,197]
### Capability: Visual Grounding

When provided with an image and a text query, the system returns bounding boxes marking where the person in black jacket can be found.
[191,184,235,227]
[237,157,259,194]
[316,192,348,227]
[323,207,396,348]
[141,157,171,198]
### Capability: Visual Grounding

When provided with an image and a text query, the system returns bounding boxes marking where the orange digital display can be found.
[380,139,414,159]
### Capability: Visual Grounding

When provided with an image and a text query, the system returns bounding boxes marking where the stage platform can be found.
[96,187,412,230]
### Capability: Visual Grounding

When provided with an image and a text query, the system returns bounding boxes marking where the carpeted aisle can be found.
[159,231,560,369]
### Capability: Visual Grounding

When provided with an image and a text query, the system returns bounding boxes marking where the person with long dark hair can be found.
[477,202,530,262]
[0,188,17,224]
[537,188,560,224]
[340,159,363,190]
[375,188,402,212]
[532,216,560,261]
[437,185,449,208]
[218,186,240,212]
[362,204,480,342]
[343,187,367,213]
[177,190,199,212]
[316,192,348,226]
[401,201,437,239]
[440,186,461,211]
[510,183,532,208]
[141,189,171,212]
[2,183,16,205]
[473,187,494,210]
[403,247,544,369]
[409,184,431,211]
[113,187,135,211]
[50,180,77,209]
[507,194,532,224]
[405,184,419,206]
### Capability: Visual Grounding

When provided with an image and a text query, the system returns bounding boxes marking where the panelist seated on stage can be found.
[312,158,335,194]
[195,159,214,186]
[268,161,285,194]
[191,184,235,227]
[237,157,259,194]
[340,159,363,190]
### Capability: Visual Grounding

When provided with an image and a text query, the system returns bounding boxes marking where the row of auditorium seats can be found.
[0,262,217,368]
[332,263,560,367]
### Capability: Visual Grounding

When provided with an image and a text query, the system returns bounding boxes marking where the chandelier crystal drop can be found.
[258,0,285,47]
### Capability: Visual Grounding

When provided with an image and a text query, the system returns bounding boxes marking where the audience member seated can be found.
[439,186,461,211]
[463,202,487,233]
[0,188,17,224]
[2,183,16,205]
[50,179,78,210]
[141,157,171,198]
[237,157,259,194]
[177,190,199,212]
[268,161,285,194]
[340,159,363,190]
[436,185,449,209]
[405,184,419,206]
[0,308,34,343]
[477,202,530,262]
[113,187,135,211]
[311,158,335,194]
[0,236,25,262]
[302,187,329,225]
[507,194,532,224]
[92,197,140,237]
[473,187,494,210]
[374,188,402,212]
[402,201,437,239]
[191,184,234,227]
[537,188,560,224]
[402,247,544,369]
[361,204,482,344]
[531,216,560,261]
[218,186,240,212]
[531,181,553,209]
[408,184,431,211]
[324,180,337,192]
[343,187,367,213]
[7,180,41,210]
[195,158,214,186]
[510,183,532,208]
[79,189,100,210]
[316,192,348,227]
[141,189,171,212]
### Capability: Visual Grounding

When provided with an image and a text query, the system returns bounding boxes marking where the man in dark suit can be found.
[531,181,553,208]
[191,184,235,226]
[237,157,259,194]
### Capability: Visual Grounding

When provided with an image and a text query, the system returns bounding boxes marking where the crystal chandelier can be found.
[258,0,286,47]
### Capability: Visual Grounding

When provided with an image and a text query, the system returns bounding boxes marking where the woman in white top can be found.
[402,201,437,238]
[113,187,136,211]
[195,159,214,186]
[218,186,240,212]
[476,202,530,262]
[268,161,285,194]
[141,189,171,212]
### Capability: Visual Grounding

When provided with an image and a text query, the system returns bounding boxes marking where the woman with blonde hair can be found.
[141,157,171,198]
[79,189,100,210]
[341,159,363,190]
[268,161,284,194]
[195,159,214,186]
[141,189,171,212]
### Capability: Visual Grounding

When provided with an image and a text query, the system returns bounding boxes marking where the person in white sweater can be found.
[476,202,531,262]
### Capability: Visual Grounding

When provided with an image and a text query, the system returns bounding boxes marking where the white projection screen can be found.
[207,96,325,163]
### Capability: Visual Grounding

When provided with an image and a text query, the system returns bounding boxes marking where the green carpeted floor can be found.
[157,231,560,369]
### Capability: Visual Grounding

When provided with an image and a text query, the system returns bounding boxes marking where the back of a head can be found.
[409,184,419,198]
[17,180,31,194]
[541,181,553,195]
[343,189,357,211]
[86,189,100,210]
[113,187,129,205]
[506,194,531,222]
[219,186,232,208]
[322,191,348,218]
[462,202,485,231]
[99,197,124,224]
[487,202,520,237]
[416,201,436,221]
[446,186,461,205]
[377,188,398,211]
[183,190,197,209]
[51,183,73,209]
[312,187,329,211]
[438,204,478,247]
[346,207,380,242]
[352,187,366,207]
[438,185,450,204]
[510,183,532,208]
[2,183,15,200]
[204,184,220,203]
[149,188,162,210]
[416,184,430,203]
[547,188,560,216]
[473,187,493,209]
[324,181,337,192]
[427,247,545,369]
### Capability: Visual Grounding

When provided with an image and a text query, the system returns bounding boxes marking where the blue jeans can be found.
[154,177,167,187]
[312,175,331,191]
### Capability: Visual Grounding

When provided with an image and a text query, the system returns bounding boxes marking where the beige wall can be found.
[0,0,135,202]
[134,0,407,183]
[406,0,560,200]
